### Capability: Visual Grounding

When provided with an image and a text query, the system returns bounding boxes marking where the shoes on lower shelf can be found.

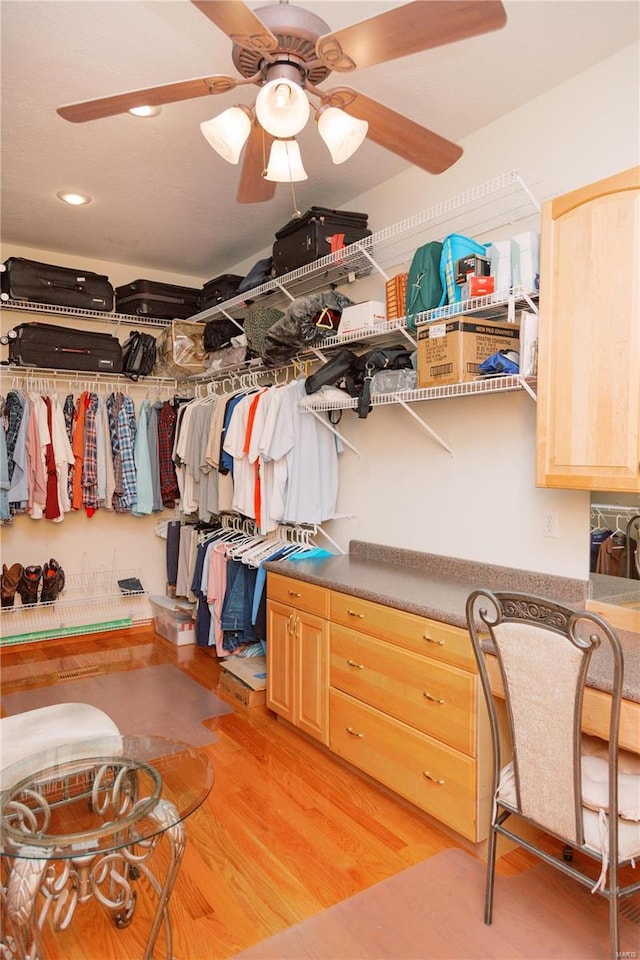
[1,563,23,608]
[17,565,43,606]
[1,559,66,607]
[41,559,66,604]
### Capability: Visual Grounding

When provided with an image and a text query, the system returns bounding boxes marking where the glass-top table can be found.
[0,734,214,960]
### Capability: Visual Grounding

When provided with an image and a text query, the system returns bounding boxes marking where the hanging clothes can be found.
[595,532,640,579]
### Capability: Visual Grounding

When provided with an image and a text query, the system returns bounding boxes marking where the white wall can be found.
[2,44,638,597]
[314,43,640,579]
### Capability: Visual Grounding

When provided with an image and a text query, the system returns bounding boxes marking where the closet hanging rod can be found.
[591,503,640,514]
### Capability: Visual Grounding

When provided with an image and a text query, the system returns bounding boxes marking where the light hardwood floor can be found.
[0,626,615,960]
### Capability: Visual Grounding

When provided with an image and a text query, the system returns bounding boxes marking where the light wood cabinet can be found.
[266,575,491,841]
[266,574,329,744]
[329,591,491,842]
[536,166,640,492]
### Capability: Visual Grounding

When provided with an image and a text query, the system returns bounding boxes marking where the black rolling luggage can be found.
[199,274,244,310]
[115,280,200,320]
[272,207,371,277]
[0,257,114,311]
[7,322,123,373]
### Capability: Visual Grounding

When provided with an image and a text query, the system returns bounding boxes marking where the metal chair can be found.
[466,590,640,960]
[0,702,121,789]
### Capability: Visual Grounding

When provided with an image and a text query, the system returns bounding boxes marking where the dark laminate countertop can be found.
[265,540,640,704]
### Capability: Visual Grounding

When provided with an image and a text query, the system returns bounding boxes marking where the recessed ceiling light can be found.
[56,191,92,206]
[128,105,162,118]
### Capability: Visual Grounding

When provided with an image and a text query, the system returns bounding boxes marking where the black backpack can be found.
[122,331,156,380]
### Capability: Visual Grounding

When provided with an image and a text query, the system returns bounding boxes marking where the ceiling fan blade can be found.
[322,87,462,175]
[57,75,242,123]
[316,1,506,72]
[191,0,278,54]
[236,122,276,204]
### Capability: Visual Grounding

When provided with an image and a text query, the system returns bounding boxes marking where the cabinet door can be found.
[266,599,294,721]
[536,166,640,491]
[293,610,329,744]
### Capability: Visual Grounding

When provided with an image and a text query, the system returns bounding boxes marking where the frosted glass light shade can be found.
[317,107,368,164]
[200,106,252,164]
[255,79,310,138]
[264,140,308,182]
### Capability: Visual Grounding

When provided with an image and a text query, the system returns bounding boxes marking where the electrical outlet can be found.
[543,511,558,538]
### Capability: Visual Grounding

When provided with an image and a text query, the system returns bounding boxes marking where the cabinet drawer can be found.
[331,624,476,756]
[268,573,329,618]
[330,689,477,841]
[330,591,475,671]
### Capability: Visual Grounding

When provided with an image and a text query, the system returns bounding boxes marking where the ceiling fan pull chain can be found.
[288,179,301,221]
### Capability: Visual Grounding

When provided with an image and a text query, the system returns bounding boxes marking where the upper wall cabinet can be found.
[536,166,640,493]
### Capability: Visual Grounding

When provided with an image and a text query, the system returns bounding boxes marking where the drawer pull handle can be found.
[346,727,364,738]
[423,771,445,785]
[287,590,301,598]
[346,659,364,669]
[347,610,364,619]
[423,692,445,704]
[423,635,444,646]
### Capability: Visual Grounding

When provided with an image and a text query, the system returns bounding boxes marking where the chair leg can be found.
[485,824,498,925]
[609,860,619,960]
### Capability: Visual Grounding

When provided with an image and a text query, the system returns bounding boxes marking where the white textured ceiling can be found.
[1,0,638,278]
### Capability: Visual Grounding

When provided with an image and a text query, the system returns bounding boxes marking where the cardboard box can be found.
[417,317,520,388]
[218,656,267,708]
[460,275,495,299]
[149,595,195,646]
[338,301,386,335]
[455,254,491,285]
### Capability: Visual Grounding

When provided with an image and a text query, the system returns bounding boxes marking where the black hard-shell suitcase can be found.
[7,322,123,373]
[115,280,200,320]
[0,257,114,311]
[272,207,371,277]
[199,274,243,310]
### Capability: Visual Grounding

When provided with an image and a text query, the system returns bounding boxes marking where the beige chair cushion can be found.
[0,702,121,790]
[581,734,640,821]
[498,757,640,865]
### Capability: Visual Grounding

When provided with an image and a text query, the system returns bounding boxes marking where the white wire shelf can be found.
[2,364,178,389]
[300,375,538,411]
[414,286,538,326]
[0,299,171,329]
[0,568,150,645]
[189,170,541,324]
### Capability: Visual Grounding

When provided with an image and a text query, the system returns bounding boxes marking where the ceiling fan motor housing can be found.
[232,3,332,86]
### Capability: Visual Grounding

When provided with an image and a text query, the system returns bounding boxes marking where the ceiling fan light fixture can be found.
[264,139,307,183]
[255,77,310,138]
[317,107,368,164]
[56,191,92,206]
[200,105,253,164]
[128,105,162,118]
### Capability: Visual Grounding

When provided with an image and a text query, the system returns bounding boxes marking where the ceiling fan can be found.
[57,0,507,204]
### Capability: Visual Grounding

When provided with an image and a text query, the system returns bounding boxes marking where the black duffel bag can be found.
[203,316,244,352]
[304,346,414,419]
[122,331,156,380]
